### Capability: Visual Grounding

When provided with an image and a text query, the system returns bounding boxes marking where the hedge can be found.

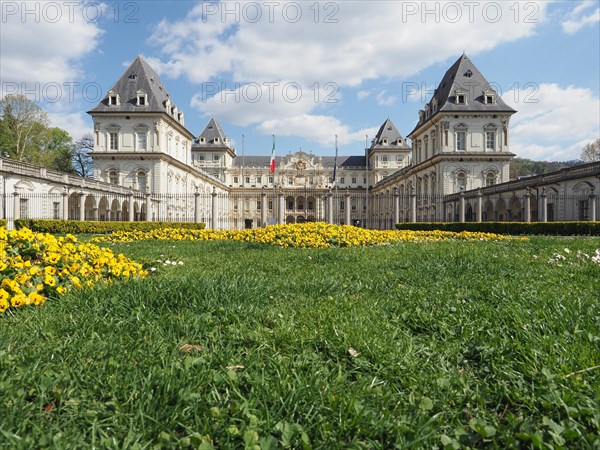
[14,219,206,234]
[395,221,600,236]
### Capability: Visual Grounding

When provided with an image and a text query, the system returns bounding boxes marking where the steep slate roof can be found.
[231,155,366,169]
[321,156,366,168]
[195,117,229,146]
[90,56,177,114]
[370,118,410,151]
[409,53,516,135]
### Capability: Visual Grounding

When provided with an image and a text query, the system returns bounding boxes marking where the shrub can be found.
[395,221,600,236]
[14,219,206,234]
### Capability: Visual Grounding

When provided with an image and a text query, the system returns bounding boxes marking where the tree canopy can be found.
[0,94,81,173]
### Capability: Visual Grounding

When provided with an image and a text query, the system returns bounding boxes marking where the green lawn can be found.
[1,237,599,449]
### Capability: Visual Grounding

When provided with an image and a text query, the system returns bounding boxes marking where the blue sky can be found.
[1,0,599,161]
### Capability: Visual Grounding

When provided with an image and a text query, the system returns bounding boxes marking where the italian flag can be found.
[270,136,276,173]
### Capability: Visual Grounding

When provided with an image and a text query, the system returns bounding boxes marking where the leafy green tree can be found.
[580,138,600,162]
[0,94,50,162]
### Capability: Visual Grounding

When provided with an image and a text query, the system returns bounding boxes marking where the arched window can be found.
[456,172,467,191]
[485,172,496,187]
[109,170,119,185]
[137,171,147,192]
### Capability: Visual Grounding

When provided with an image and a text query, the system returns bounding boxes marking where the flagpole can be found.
[271,134,276,224]
[334,134,338,224]
[365,134,369,229]
[241,134,245,230]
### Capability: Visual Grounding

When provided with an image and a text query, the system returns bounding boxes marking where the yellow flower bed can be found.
[0,227,147,314]
[92,222,525,249]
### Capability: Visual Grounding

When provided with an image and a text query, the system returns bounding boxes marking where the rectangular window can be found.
[256,201,261,210]
[109,132,118,150]
[579,200,589,220]
[233,176,239,184]
[396,155,402,162]
[340,201,344,210]
[213,155,220,161]
[352,177,357,184]
[268,201,273,210]
[137,132,147,150]
[20,198,28,218]
[486,131,495,150]
[340,177,345,184]
[457,94,465,104]
[199,155,205,161]
[382,156,388,162]
[269,176,274,184]
[363,177,367,184]
[288,177,293,185]
[308,201,314,210]
[256,176,262,185]
[53,202,60,220]
[245,176,250,184]
[486,96,494,104]
[288,200,294,210]
[456,131,466,151]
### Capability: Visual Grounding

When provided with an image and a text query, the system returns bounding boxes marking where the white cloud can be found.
[148,1,547,139]
[149,1,546,87]
[562,6,600,34]
[256,114,378,147]
[357,90,371,100]
[0,2,103,85]
[376,91,397,106]
[190,82,334,126]
[47,111,93,140]
[503,83,600,160]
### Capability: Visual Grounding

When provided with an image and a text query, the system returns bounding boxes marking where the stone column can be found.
[540,188,548,223]
[211,187,218,230]
[524,188,532,223]
[589,189,596,221]
[93,207,98,221]
[261,189,267,227]
[146,191,152,222]
[476,188,483,223]
[278,190,285,225]
[344,190,351,226]
[194,190,200,223]
[128,192,135,222]
[327,190,333,224]
[459,190,465,223]
[409,187,416,223]
[79,193,86,221]
[13,191,20,221]
[393,188,400,225]
[62,189,69,220]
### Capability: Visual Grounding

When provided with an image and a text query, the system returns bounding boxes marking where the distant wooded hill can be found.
[509,158,582,180]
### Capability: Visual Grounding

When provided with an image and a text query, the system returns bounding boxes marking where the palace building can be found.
[1,54,597,228]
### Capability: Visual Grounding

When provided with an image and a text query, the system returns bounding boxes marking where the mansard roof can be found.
[195,117,230,146]
[409,53,516,136]
[370,118,410,152]
[90,55,177,114]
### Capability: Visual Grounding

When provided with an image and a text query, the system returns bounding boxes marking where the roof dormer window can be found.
[214,137,219,143]
[136,90,147,106]
[178,112,184,124]
[484,89,497,105]
[199,137,205,143]
[108,90,120,106]
[464,70,473,78]
[455,89,467,105]
[128,73,137,80]
[383,139,388,145]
